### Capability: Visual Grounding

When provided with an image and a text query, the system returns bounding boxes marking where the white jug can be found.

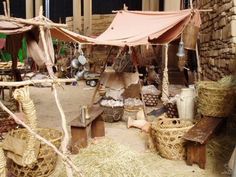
[176,88,195,120]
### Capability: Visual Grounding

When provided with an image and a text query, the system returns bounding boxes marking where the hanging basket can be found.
[151,118,193,160]
[8,128,62,177]
[197,81,236,117]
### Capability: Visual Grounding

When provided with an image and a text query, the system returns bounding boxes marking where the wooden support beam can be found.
[150,0,159,11]
[0,16,67,28]
[35,0,43,17]
[142,0,150,10]
[0,78,77,87]
[26,0,34,19]
[83,0,92,35]
[73,0,82,32]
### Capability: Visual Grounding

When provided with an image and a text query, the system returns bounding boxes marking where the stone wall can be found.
[66,14,115,36]
[196,0,236,80]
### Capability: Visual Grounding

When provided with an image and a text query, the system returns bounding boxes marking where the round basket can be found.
[151,118,193,160]
[9,128,62,177]
[143,94,158,106]
[101,106,124,123]
[197,81,236,117]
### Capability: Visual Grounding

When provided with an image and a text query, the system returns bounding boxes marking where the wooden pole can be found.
[0,16,67,28]
[73,0,82,32]
[0,78,77,87]
[83,0,92,35]
[25,0,34,19]
[150,0,158,11]
[35,0,43,17]
[6,0,10,17]
[3,1,8,17]
[38,6,74,177]
[142,0,150,10]
[195,43,202,81]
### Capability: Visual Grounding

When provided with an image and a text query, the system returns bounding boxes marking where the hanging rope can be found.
[0,143,6,177]
[161,44,170,104]
[13,86,38,166]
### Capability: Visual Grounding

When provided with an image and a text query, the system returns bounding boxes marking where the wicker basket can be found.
[151,118,193,160]
[8,128,62,177]
[197,81,236,117]
[101,106,124,123]
[143,94,158,106]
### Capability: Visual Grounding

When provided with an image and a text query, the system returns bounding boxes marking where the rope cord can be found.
[13,86,38,166]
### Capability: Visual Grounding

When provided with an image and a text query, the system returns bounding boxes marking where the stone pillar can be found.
[83,0,92,35]
[25,0,33,18]
[142,0,150,10]
[35,0,43,16]
[73,0,82,32]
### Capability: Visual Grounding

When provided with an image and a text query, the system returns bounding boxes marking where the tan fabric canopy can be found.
[49,9,201,47]
[96,9,201,46]
[50,27,95,43]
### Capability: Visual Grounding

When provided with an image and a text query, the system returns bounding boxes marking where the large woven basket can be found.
[143,94,158,106]
[197,81,236,117]
[101,106,124,123]
[9,128,62,177]
[151,118,193,160]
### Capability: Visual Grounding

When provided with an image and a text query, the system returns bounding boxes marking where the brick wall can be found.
[195,0,236,80]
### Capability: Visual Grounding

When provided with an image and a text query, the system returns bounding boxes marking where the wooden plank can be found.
[183,116,224,144]
[71,127,87,154]
[186,142,206,169]
[91,115,105,138]
[69,106,103,128]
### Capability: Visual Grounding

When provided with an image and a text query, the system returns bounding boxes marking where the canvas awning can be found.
[50,27,95,43]
[95,9,201,46]
[49,9,201,47]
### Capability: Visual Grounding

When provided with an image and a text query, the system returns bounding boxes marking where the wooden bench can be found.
[68,106,104,154]
[182,116,225,169]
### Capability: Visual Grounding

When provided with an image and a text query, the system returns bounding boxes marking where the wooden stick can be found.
[195,43,201,81]
[198,9,213,12]
[38,5,74,176]
[3,2,8,17]
[0,16,67,28]
[190,0,193,9]
[0,101,83,176]
[0,78,77,87]
[6,0,10,17]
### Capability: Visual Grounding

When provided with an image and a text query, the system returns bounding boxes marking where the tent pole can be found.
[161,44,169,103]
[195,43,202,81]
[6,0,10,17]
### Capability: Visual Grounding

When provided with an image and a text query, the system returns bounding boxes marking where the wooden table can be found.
[69,106,104,154]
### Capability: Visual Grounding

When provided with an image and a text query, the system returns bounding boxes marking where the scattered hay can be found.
[51,138,156,177]
[51,135,235,177]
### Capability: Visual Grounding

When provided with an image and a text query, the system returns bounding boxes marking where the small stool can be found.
[69,106,104,154]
